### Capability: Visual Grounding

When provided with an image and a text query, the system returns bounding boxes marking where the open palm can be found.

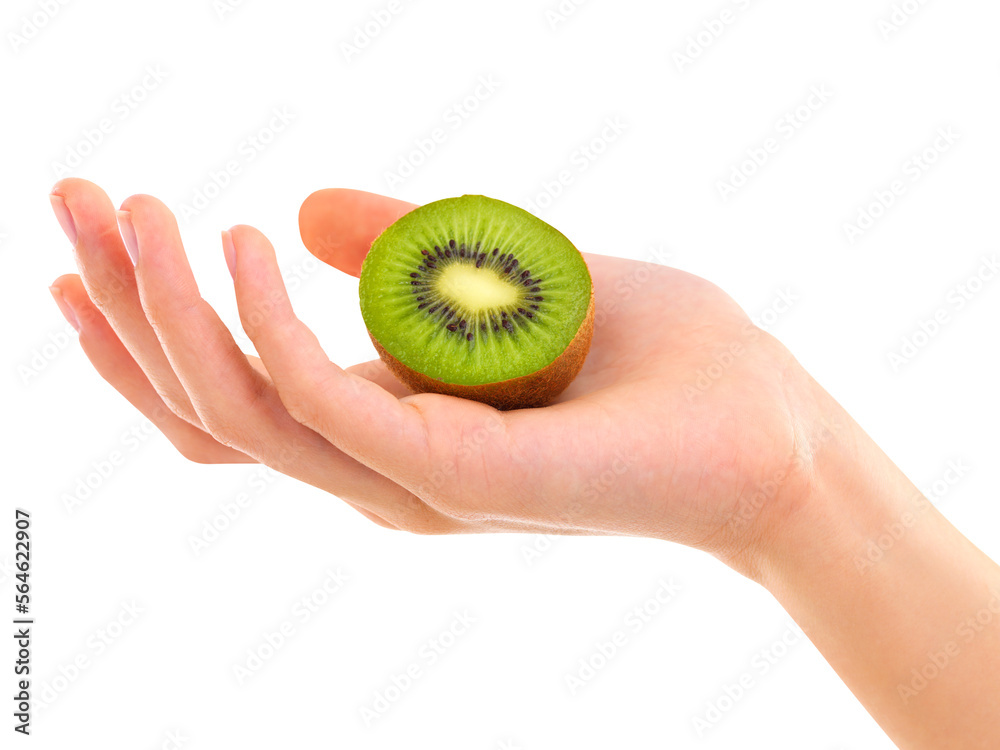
[50,180,821,568]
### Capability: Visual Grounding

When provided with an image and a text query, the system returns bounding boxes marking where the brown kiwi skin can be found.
[369,292,595,410]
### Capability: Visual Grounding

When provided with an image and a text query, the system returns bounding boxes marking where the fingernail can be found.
[49,286,81,332]
[221,229,237,280]
[49,194,78,246]
[116,210,139,265]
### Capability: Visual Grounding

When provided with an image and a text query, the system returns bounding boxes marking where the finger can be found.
[230,222,476,489]
[50,274,253,464]
[121,201,458,531]
[120,195,329,465]
[298,189,416,277]
[50,178,206,428]
[51,275,602,536]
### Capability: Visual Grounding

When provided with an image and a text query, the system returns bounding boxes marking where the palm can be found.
[405,249,805,552]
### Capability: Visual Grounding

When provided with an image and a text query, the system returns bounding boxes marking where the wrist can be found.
[731,361,1000,748]
[718,351,909,587]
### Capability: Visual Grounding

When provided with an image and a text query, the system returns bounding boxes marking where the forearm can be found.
[753,376,1000,749]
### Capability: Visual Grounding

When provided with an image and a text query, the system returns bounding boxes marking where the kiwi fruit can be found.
[359,195,594,410]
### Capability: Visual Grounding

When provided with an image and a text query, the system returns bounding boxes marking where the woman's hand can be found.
[49,179,1000,747]
[48,178,829,574]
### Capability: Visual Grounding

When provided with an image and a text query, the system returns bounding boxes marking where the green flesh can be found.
[359,195,591,386]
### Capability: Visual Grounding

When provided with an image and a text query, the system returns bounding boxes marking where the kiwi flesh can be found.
[359,195,594,410]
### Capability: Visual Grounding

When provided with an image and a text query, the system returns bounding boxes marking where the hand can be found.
[48,178,828,574]
[49,180,1000,748]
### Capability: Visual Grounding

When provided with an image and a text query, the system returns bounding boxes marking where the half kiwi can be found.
[359,195,594,410]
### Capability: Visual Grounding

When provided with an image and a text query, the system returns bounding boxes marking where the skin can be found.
[49,178,1000,748]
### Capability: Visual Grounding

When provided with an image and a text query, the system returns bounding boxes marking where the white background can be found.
[3,0,999,748]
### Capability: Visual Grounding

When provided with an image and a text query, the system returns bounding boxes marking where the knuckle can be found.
[282,393,324,434]
[147,380,201,427]
[199,380,274,452]
[160,397,201,428]
[144,297,200,335]
[197,407,249,450]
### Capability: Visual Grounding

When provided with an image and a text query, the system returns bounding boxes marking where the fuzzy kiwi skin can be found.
[369,291,595,410]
